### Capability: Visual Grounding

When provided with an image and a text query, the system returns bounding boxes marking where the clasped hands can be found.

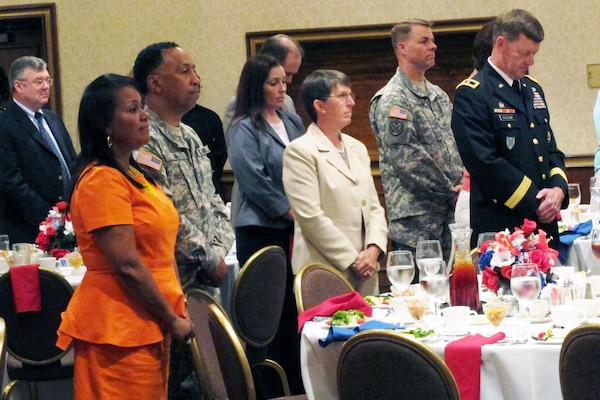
[351,245,381,280]
[536,186,565,224]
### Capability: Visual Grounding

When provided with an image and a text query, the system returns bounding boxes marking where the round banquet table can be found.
[301,309,566,400]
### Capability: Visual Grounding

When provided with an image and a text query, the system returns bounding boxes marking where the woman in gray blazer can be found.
[227,54,305,395]
[282,70,388,295]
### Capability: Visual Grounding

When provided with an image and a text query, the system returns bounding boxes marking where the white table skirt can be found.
[301,316,562,400]
[565,236,600,275]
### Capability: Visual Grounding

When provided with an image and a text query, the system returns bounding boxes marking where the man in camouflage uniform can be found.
[133,42,234,400]
[369,20,463,274]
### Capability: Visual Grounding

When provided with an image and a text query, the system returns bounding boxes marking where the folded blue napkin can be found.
[559,220,593,263]
[318,320,403,347]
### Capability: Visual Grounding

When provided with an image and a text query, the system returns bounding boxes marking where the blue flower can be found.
[478,250,494,272]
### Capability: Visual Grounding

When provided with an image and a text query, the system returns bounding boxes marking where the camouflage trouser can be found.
[389,212,454,262]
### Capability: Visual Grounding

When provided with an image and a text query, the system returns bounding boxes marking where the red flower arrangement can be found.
[35,201,77,259]
[478,219,558,294]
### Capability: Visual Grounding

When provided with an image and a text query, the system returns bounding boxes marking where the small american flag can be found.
[389,106,408,120]
[137,151,163,171]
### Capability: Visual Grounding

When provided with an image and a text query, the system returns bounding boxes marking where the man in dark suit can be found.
[182,104,227,196]
[452,9,568,248]
[0,56,77,244]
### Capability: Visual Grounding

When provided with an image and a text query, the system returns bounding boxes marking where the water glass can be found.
[568,183,581,208]
[415,240,443,277]
[0,234,9,254]
[386,250,415,293]
[12,243,31,266]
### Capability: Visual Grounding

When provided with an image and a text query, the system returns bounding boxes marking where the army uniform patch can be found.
[390,120,404,136]
[506,137,516,150]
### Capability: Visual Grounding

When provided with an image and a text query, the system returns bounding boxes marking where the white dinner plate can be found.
[530,315,552,324]
[469,315,490,325]
[531,338,563,345]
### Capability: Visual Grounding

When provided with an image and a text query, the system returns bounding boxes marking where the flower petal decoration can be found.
[477,219,557,294]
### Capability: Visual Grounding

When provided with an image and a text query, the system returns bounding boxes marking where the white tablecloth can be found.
[301,315,562,400]
[565,236,600,275]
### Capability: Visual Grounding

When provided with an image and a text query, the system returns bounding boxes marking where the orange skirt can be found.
[73,337,170,400]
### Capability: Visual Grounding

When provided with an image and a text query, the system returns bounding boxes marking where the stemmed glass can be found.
[568,183,581,208]
[419,259,449,319]
[590,177,600,207]
[386,250,415,294]
[591,228,600,260]
[415,240,443,277]
[510,263,542,328]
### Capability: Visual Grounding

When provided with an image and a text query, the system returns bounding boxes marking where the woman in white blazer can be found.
[282,70,388,295]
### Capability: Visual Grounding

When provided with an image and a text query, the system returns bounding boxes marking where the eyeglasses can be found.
[19,78,54,88]
[324,92,356,101]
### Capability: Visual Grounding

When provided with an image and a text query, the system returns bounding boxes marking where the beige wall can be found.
[4,0,600,159]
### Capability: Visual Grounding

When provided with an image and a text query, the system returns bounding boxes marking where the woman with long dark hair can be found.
[227,54,305,395]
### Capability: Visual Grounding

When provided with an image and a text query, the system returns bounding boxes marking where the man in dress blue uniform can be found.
[452,9,568,248]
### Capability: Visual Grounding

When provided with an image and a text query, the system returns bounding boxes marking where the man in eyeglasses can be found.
[0,56,77,243]
[369,19,464,278]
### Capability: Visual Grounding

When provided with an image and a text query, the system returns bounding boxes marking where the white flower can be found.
[489,245,515,268]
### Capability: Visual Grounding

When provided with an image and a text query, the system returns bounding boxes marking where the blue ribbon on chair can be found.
[318,320,403,347]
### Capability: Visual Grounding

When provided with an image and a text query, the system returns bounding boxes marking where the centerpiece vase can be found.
[448,223,480,311]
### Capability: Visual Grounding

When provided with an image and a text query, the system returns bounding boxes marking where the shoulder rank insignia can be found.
[525,74,539,84]
[456,78,480,89]
[137,150,163,171]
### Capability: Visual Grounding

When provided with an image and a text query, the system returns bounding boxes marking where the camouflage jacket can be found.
[137,108,234,289]
[370,68,463,220]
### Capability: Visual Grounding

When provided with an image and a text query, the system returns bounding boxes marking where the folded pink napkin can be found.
[9,264,42,313]
[297,291,372,332]
[445,332,505,400]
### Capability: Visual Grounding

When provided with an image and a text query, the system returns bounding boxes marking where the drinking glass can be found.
[12,243,31,266]
[568,183,581,208]
[590,177,600,204]
[419,259,449,318]
[386,250,415,294]
[0,234,9,257]
[510,263,542,328]
[415,240,443,277]
[406,297,429,322]
[476,232,496,250]
[482,300,509,330]
[592,228,600,260]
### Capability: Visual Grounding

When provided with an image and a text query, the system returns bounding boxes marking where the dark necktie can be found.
[511,80,521,95]
[34,112,71,191]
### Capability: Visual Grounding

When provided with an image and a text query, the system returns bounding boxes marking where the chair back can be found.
[185,289,228,400]
[231,245,287,348]
[560,323,600,400]
[294,262,354,313]
[338,330,460,400]
[0,317,6,388]
[0,267,74,381]
[207,303,256,400]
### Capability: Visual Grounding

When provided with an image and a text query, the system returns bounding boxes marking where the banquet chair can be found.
[0,267,74,399]
[294,262,354,314]
[0,317,6,388]
[337,330,460,400]
[230,245,291,396]
[185,289,228,400]
[559,323,600,400]
[206,304,307,400]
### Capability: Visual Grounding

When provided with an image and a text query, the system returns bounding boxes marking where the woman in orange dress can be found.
[57,74,193,399]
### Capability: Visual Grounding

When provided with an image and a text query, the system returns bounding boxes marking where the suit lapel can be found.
[9,103,55,154]
[309,124,357,184]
